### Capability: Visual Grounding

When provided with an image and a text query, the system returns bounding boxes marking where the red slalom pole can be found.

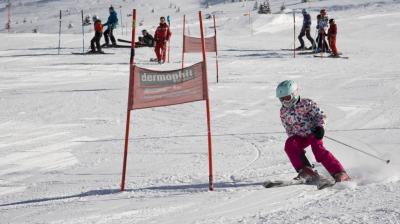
[130,9,136,64]
[167,16,171,63]
[121,9,136,192]
[181,15,186,70]
[199,11,214,191]
[213,15,219,83]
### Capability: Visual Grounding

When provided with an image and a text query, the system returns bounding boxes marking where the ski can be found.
[297,51,318,55]
[313,55,349,59]
[263,176,335,190]
[117,38,132,44]
[71,51,114,55]
[263,179,305,188]
[281,48,313,52]
[317,177,335,190]
[101,44,131,48]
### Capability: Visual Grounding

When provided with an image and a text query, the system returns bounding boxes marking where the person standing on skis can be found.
[90,15,103,53]
[103,6,118,46]
[276,80,350,183]
[297,9,315,50]
[154,16,172,64]
[328,18,339,57]
[315,8,329,53]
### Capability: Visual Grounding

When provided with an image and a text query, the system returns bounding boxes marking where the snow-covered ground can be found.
[1,0,400,223]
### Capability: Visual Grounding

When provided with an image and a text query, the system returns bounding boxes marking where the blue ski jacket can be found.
[302,13,311,29]
[104,11,118,29]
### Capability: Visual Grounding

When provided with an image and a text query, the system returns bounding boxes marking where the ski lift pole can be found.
[293,10,295,58]
[58,10,62,55]
[120,7,123,36]
[81,10,85,53]
[325,136,390,164]
[213,15,219,83]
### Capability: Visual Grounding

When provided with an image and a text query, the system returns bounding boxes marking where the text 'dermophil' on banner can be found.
[129,62,206,110]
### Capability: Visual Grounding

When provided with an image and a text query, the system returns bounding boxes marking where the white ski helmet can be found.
[92,15,99,22]
[276,80,300,108]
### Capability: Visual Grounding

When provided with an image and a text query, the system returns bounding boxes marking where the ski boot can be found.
[333,171,350,182]
[295,166,320,184]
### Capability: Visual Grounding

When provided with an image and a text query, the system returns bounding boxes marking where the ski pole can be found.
[325,136,390,164]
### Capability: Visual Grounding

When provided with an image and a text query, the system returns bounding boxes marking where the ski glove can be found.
[312,126,325,140]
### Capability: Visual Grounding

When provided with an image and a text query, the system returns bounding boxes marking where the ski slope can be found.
[1,0,400,223]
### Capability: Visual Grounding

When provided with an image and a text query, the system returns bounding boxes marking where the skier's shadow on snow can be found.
[135,181,264,192]
[0,189,120,207]
[0,182,263,207]
[0,53,71,58]
[3,47,77,51]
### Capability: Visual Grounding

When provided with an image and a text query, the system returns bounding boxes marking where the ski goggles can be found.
[279,95,293,102]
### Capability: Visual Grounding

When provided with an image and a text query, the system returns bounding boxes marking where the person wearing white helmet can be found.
[276,80,350,183]
[89,15,103,53]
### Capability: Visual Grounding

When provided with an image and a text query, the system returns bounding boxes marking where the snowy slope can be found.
[1,0,400,223]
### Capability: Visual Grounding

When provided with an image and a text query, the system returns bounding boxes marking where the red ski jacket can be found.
[328,23,337,38]
[94,20,103,33]
[154,23,172,44]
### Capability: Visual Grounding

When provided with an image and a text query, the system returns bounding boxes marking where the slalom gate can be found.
[121,10,214,191]
[181,14,220,82]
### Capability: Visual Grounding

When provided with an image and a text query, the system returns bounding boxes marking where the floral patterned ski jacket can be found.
[280,97,326,137]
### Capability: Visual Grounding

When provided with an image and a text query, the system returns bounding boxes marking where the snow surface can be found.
[1,0,400,223]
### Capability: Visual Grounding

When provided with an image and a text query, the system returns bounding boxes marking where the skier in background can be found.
[328,18,339,57]
[315,9,329,53]
[297,9,315,50]
[276,80,350,183]
[89,15,103,53]
[136,29,155,48]
[154,16,172,64]
[103,6,118,46]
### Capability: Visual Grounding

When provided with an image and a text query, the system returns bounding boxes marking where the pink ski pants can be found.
[284,135,344,175]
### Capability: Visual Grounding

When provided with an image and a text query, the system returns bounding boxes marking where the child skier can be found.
[276,80,350,183]
[90,15,103,53]
[154,16,172,64]
[328,18,339,57]
[103,6,118,46]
